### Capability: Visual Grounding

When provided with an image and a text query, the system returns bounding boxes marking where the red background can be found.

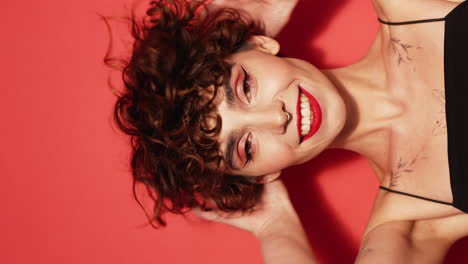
[2,0,467,263]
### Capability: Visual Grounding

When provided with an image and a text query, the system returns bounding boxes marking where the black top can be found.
[377,1,468,213]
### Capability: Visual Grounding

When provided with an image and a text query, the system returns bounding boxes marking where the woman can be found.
[110,0,468,262]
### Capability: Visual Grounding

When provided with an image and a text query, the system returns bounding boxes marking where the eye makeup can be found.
[224,64,258,169]
[235,64,256,105]
[237,132,256,167]
[241,66,252,103]
[244,133,253,165]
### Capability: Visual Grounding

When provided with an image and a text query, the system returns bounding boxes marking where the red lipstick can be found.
[296,87,322,143]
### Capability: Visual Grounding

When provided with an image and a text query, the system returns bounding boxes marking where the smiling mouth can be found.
[296,86,322,143]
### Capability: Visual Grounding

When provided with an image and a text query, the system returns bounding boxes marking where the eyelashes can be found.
[240,65,254,166]
[244,133,253,165]
[241,66,252,103]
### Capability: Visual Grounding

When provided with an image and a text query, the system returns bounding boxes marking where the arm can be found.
[256,209,317,264]
[193,180,318,264]
[205,0,299,36]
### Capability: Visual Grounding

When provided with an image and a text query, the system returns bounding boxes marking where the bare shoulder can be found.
[413,213,468,244]
[356,213,468,264]
[355,191,461,264]
[407,214,468,262]
[356,219,454,264]
[371,0,460,22]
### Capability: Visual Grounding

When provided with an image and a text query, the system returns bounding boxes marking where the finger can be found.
[192,207,258,233]
[192,207,225,221]
[192,207,244,221]
[192,207,253,227]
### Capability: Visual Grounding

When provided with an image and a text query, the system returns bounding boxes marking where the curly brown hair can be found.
[104,0,266,227]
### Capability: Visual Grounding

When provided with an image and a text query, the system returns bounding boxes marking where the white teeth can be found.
[299,91,313,137]
[301,108,310,117]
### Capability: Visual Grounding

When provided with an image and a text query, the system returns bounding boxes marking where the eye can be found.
[244,133,253,166]
[236,132,254,167]
[241,66,252,103]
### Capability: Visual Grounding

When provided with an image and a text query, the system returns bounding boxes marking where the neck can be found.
[323,30,402,172]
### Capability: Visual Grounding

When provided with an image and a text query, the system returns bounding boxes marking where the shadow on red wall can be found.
[277,0,346,67]
[284,150,361,263]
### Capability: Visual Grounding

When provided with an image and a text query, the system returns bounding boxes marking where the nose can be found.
[243,101,291,134]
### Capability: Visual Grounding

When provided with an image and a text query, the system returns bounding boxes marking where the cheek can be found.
[255,60,294,89]
[254,143,296,173]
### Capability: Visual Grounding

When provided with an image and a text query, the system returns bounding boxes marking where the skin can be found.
[197,0,468,262]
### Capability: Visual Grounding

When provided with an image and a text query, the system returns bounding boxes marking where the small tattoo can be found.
[390,158,411,188]
[431,89,447,136]
[358,236,375,258]
[389,153,425,188]
[390,38,420,66]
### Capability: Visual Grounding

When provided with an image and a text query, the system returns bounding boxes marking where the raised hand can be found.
[193,179,318,263]
[193,180,298,238]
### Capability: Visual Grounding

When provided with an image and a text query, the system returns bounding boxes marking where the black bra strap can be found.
[378,17,445,26]
[379,186,453,206]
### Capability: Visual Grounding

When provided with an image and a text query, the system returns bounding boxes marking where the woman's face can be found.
[217,36,346,180]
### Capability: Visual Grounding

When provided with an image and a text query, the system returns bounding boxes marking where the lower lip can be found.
[296,87,322,143]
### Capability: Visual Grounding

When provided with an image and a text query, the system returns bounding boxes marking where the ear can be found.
[248,35,280,55]
[257,171,282,184]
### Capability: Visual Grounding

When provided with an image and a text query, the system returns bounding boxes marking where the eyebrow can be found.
[222,64,235,108]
